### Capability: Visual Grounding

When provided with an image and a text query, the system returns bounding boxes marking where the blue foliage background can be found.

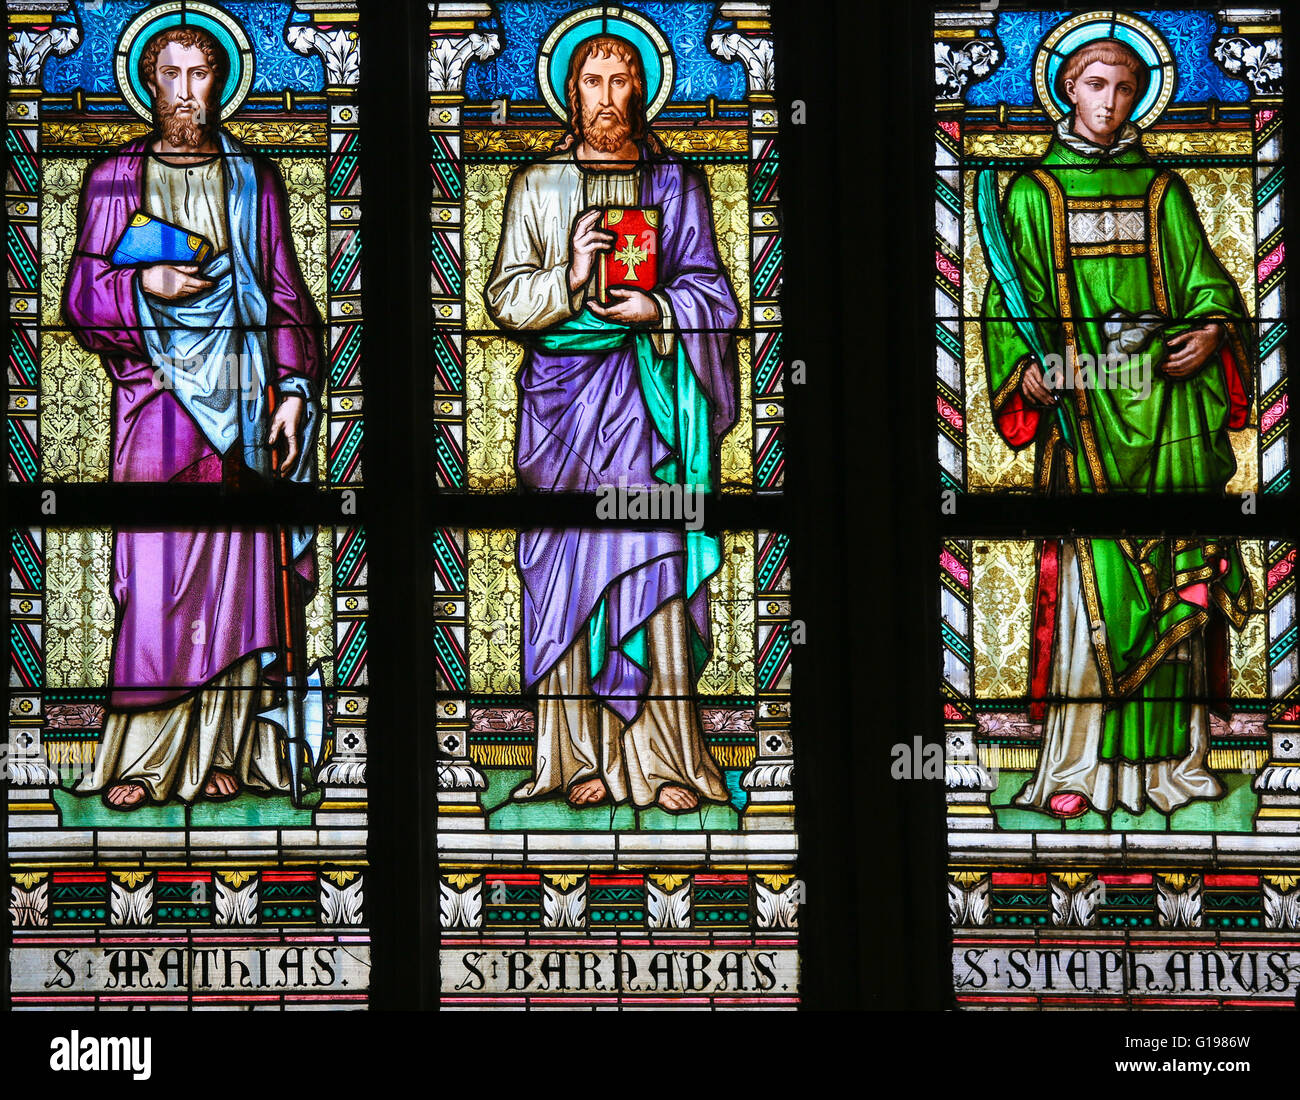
[463,1,746,106]
[966,9,1250,108]
[43,0,323,98]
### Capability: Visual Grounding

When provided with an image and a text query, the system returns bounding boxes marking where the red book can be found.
[597,206,660,305]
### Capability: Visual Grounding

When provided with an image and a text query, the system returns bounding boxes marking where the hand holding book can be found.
[112,211,214,266]
[140,263,214,301]
[594,207,659,306]
[588,286,661,324]
[568,208,616,293]
[568,207,664,324]
[112,211,216,301]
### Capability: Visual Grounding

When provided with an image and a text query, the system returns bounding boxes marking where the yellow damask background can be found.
[961,129,1255,159]
[463,128,749,157]
[45,527,337,690]
[467,528,756,696]
[971,538,1268,700]
[960,132,1259,494]
[41,120,329,149]
[460,160,753,493]
[40,156,329,482]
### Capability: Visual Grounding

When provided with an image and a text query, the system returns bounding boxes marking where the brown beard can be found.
[581,104,632,154]
[154,93,217,150]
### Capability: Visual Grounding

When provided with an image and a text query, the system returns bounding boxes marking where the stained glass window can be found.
[432,1,782,494]
[937,6,1298,1010]
[937,7,1284,497]
[7,0,368,1008]
[430,2,800,1008]
[23,0,1296,1029]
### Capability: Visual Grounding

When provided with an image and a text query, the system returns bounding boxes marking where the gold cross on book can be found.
[613,234,648,280]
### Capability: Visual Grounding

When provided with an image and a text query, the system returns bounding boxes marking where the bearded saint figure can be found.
[486,34,740,813]
[63,25,321,810]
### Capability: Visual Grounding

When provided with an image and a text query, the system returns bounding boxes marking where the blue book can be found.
[110,212,213,267]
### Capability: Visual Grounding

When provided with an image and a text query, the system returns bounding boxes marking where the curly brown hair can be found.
[139,26,229,102]
[563,34,662,153]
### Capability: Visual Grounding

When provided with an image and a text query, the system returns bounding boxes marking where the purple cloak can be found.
[516,154,740,720]
[62,134,323,708]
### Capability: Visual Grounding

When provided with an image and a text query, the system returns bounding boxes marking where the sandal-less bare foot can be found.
[656,784,699,813]
[203,769,241,802]
[103,781,149,811]
[567,777,609,806]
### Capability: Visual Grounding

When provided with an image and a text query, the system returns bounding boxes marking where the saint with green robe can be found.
[979,50,1261,817]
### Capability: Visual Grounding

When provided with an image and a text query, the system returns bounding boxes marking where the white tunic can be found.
[143,153,229,253]
[485,150,674,355]
[1014,540,1222,816]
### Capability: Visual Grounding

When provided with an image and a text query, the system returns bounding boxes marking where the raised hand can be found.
[140,262,213,301]
[1161,322,1224,379]
[568,208,615,293]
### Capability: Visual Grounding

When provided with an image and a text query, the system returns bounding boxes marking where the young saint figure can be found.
[486,34,740,813]
[980,38,1258,819]
[63,26,321,810]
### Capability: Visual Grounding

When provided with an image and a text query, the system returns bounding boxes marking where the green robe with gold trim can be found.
[982,125,1253,493]
[981,121,1259,765]
[1071,538,1254,764]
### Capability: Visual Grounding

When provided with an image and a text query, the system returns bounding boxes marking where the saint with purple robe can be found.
[61,25,321,810]
[486,32,740,812]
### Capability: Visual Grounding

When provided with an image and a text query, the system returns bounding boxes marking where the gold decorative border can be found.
[1114,611,1207,698]
[463,127,748,155]
[1030,168,1108,492]
[1070,241,1147,258]
[1212,575,1259,630]
[1076,537,1227,700]
[1066,196,1146,211]
[991,353,1035,414]
[1146,170,1173,314]
[41,119,329,148]
[974,745,1271,772]
[1074,538,1119,696]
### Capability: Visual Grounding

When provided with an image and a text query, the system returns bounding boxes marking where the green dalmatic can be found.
[982,121,1259,762]
[1078,538,1255,763]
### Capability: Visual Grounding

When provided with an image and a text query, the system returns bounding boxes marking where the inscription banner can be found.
[441,943,799,1001]
[11,938,371,1000]
[953,936,1300,1006]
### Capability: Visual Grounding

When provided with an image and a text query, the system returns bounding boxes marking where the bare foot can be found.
[105,782,148,809]
[567,777,608,805]
[203,770,240,800]
[657,785,699,812]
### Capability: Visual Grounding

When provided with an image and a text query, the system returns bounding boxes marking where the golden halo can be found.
[538,4,674,123]
[1032,10,1175,131]
[115,1,255,123]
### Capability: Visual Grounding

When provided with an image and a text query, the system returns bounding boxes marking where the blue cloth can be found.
[134,132,318,557]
